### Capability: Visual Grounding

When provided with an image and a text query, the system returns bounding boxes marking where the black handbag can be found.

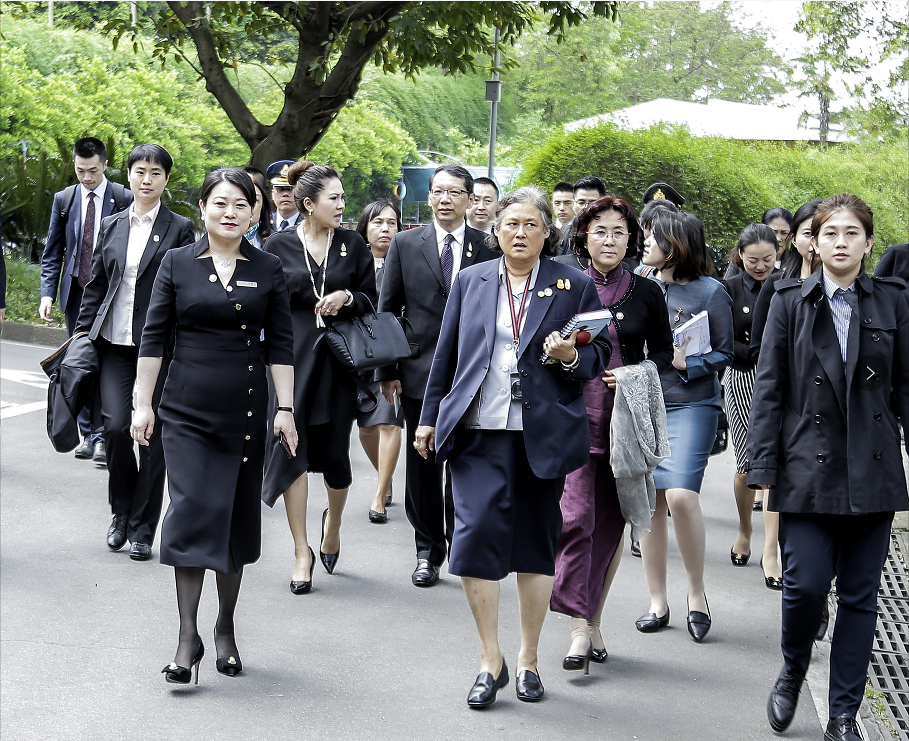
[314,297,413,413]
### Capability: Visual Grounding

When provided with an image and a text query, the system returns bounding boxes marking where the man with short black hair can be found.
[40,137,133,462]
[551,181,575,230]
[76,143,195,561]
[554,176,608,256]
[378,164,497,587]
[467,177,499,234]
[266,159,300,231]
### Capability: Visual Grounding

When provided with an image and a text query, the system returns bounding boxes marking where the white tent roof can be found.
[564,98,850,143]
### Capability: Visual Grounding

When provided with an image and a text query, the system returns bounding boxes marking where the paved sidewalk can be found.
[0,338,896,741]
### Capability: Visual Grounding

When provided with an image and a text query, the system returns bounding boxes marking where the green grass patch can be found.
[4,257,65,327]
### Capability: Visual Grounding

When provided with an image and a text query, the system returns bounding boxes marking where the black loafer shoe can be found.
[687,610,711,642]
[368,509,388,524]
[412,559,440,587]
[129,541,152,561]
[74,438,95,459]
[107,514,128,551]
[92,440,107,467]
[824,715,862,741]
[467,659,508,708]
[767,670,803,732]
[635,608,669,633]
[515,669,544,702]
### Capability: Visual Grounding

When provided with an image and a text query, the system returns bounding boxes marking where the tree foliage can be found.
[794,0,909,139]
[508,2,788,127]
[88,1,617,168]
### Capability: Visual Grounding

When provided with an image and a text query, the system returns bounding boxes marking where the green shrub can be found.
[520,123,908,265]
[3,256,64,326]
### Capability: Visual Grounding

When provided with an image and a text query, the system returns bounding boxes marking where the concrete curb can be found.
[0,321,67,347]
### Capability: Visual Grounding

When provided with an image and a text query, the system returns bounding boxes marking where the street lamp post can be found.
[486,27,502,180]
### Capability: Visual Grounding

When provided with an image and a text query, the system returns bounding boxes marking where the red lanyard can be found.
[505,271,531,351]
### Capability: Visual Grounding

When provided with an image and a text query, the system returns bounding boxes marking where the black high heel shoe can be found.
[162,641,204,685]
[213,628,243,677]
[687,596,711,643]
[762,561,783,591]
[290,547,315,595]
[730,548,750,567]
[319,508,339,574]
[562,644,593,675]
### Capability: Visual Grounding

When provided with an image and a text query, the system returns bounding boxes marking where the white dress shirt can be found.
[275,211,300,231]
[79,176,108,253]
[433,219,467,283]
[101,201,161,346]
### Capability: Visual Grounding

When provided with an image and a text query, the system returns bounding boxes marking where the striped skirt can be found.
[723,367,756,474]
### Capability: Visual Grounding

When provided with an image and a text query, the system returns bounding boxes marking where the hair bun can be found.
[286,160,314,188]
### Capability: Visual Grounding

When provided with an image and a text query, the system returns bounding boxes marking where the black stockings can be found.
[172,557,244,668]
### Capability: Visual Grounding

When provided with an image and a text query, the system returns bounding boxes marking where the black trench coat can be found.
[746,270,909,514]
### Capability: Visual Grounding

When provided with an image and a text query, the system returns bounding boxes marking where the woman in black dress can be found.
[132,168,296,684]
[261,161,377,594]
[354,200,404,523]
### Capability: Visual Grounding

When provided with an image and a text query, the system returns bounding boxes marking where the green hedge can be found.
[519,123,908,265]
[3,257,65,327]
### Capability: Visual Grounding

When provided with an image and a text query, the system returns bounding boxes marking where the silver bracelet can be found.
[343,290,354,307]
[561,348,580,372]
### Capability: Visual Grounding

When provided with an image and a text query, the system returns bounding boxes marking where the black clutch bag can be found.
[314,297,412,372]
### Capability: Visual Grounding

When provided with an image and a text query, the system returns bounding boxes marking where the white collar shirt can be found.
[79,176,108,248]
[101,201,161,345]
[433,219,467,281]
[275,211,300,232]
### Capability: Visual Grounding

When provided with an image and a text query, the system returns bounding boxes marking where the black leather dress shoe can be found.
[129,541,152,561]
[767,670,803,732]
[412,559,440,587]
[515,669,544,702]
[93,440,107,466]
[824,715,862,741]
[107,514,128,551]
[467,659,508,708]
[74,438,95,459]
[635,608,669,633]
[368,509,388,524]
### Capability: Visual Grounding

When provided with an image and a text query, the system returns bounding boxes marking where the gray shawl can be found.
[609,360,670,541]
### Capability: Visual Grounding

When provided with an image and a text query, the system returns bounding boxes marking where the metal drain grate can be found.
[868,532,909,741]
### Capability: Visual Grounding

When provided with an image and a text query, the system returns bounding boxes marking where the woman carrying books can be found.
[634,210,733,642]
[549,196,673,671]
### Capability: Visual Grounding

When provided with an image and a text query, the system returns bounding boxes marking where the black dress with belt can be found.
[261,226,377,504]
[139,237,294,573]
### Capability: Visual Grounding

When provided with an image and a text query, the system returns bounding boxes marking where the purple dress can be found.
[550,264,630,619]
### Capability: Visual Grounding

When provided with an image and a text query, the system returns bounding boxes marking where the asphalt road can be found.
[0,338,851,741]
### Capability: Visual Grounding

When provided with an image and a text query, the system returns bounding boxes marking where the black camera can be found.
[510,373,522,401]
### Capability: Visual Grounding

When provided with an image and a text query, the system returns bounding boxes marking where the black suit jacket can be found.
[40,182,133,309]
[376,222,496,399]
[75,204,196,344]
[873,243,909,281]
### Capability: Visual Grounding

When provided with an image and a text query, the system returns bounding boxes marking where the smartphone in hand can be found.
[279,431,294,459]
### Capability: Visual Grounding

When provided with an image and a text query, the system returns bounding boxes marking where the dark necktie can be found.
[78,192,95,289]
[280,219,289,231]
[835,287,859,311]
[441,233,454,294]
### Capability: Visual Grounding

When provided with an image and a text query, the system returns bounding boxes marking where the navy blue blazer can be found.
[419,257,610,480]
[40,181,133,309]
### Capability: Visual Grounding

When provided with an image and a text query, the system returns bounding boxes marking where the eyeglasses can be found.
[586,229,629,241]
[430,189,468,199]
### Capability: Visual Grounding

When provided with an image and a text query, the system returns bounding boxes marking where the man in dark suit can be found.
[377,164,497,586]
[266,159,300,232]
[553,176,606,256]
[40,137,133,462]
[75,143,195,561]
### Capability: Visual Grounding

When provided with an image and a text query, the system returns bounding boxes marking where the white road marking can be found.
[1,369,49,389]
[1,400,47,419]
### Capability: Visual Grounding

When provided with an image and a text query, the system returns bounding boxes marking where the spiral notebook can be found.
[673,310,712,356]
[540,308,613,365]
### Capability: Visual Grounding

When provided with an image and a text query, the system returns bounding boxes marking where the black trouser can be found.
[64,285,102,441]
[401,395,454,566]
[97,340,167,545]
[780,511,892,719]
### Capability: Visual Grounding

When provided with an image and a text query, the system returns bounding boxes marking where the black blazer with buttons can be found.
[75,203,196,345]
[723,270,776,372]
[376,222,496,399]
[746,269,909,514]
